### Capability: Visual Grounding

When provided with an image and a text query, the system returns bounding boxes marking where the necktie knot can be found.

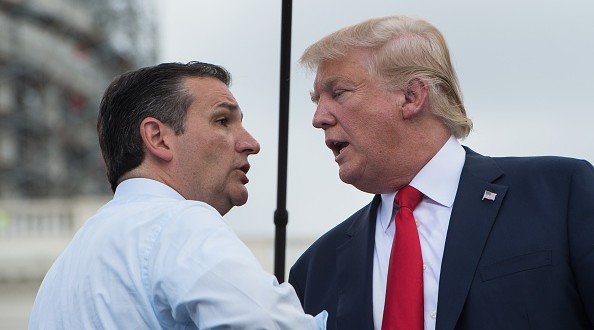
[395,185,423,211]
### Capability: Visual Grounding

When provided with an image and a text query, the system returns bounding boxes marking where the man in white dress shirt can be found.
[30,62,327,329]
[289,15,594,330]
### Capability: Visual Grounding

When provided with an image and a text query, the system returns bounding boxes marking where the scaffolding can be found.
[0,0,157,197]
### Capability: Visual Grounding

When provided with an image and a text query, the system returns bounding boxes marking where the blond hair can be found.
[300,15,472,138]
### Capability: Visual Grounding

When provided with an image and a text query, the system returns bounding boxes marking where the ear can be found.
[139,117,174,162]
[401,78,429,120]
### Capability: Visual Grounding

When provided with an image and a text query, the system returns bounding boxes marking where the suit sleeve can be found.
[568,160,594,325]
[289,263,305,306]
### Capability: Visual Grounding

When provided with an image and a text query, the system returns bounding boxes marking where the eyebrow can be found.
[217,101,244,119]
[218,102,239,111]
[310,76,344,104]
[310,91,319,104]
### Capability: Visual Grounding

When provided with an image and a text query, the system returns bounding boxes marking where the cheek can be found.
[209,139,239,180]
[356,121,400,163]
[353,116,389,145]
[201,136,233,159]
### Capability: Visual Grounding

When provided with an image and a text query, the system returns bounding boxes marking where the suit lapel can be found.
[336,195,380,330]
[436,148,508,330]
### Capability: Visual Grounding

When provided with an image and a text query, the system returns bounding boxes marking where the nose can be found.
[237,128,261,155]
[312,100,336,129]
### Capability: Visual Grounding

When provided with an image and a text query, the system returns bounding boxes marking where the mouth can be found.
[238,163,250,184]
[325,139,350,157]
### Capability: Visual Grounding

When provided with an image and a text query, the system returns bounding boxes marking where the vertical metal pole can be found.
[274,0,292,283]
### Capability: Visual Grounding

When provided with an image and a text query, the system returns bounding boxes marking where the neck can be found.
[119,164,185,198]
[384,124,451,193]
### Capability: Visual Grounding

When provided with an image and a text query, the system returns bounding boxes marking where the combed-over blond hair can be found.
[300,15,472,138]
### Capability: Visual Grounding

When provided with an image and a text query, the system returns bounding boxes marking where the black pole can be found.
[274,0,292,283]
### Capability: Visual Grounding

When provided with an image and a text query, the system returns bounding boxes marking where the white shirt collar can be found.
[378,135,465,233]
[114,178,186,201]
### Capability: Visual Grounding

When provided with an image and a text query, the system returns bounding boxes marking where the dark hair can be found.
[97,61,231,192]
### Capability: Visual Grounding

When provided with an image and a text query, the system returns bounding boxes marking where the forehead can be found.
[183,76,237,108]
[314,49,374,89]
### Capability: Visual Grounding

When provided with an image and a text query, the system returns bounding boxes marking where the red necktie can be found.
[382,185,424,330]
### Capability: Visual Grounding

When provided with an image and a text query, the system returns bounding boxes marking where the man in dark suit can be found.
[289,15,594,330]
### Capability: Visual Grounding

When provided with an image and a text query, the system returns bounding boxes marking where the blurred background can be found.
[0,0,592,328]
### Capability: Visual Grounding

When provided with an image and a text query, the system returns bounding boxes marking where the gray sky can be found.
[156,0,594,242]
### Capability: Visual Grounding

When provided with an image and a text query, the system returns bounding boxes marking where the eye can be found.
[216,118,229,127]
[332,89,347,100]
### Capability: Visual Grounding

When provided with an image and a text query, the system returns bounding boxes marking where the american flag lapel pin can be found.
[482,190,497,201]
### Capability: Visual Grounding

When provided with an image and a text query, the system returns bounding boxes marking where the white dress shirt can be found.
[372,136,465,330]
[30,178,327,329]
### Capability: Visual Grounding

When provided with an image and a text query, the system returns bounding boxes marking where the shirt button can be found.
[415,220,420,227]
[430,311,437,319]
[422,264,427,271]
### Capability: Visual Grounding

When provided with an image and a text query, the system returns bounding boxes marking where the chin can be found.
[230,189,249,207]
[339,169,382,194]
[338,166,360,186]
[233,198,248,207]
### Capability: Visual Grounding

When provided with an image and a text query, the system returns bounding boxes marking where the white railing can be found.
[0,197,108,281]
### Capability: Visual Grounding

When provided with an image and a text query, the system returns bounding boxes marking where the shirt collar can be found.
[410,135,465,208]
[378,135,465,233]
[114,178,186,201]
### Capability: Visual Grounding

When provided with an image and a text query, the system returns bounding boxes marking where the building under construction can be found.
[0,0,157,198]
[0,1,157,327]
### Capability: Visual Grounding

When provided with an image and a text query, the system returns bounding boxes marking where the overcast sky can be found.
[155,0,594,243]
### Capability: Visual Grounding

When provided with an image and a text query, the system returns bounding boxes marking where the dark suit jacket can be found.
[289,148,594,330]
